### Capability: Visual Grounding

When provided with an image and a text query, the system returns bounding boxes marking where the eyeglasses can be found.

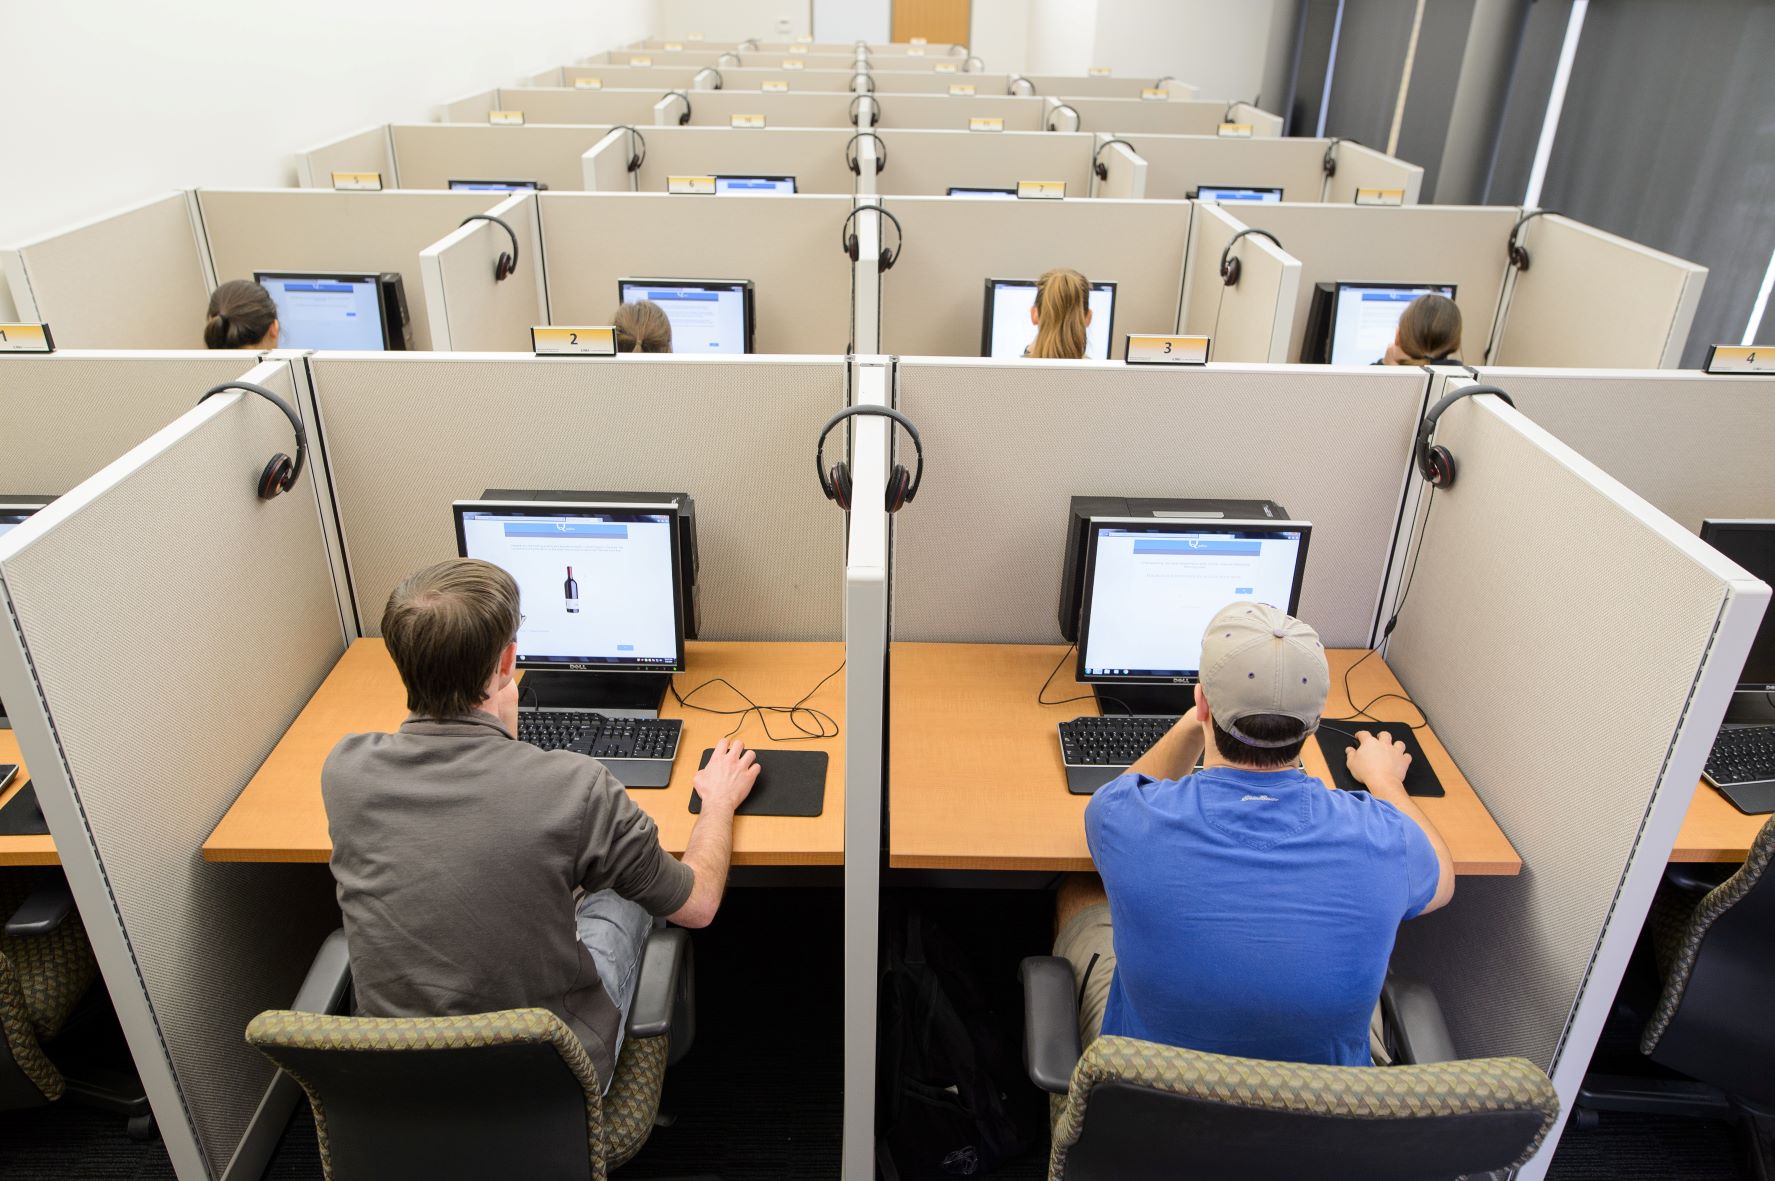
[512,613,526,644]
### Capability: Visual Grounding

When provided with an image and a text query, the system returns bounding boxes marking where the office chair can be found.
[0,872,98,1110]
[247,926,694,1181]
[1021,958,1559,1180]
[1577,816,1775,1175]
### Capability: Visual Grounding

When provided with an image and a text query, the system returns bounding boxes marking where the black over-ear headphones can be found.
[198,381,309,501]
[816,405,924,512]
[665,90,692,125]
[704,67,724,90]
[1414,384,1515,490]
[608,125,646,172]
[459,213,520,282]
[846,130,885,174]
[1153,76,1178,90]
[852,72,876,94]
[1506,209,1558,272]
[1322,136,1347,178]
[1219,227,1282,288]
[840,204,903,270]
[1046,103,1080,132]
[1093,138,1135,181]
[1007,74,1035,96]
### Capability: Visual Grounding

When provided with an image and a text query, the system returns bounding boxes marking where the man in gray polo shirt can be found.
[322,558,758,1091]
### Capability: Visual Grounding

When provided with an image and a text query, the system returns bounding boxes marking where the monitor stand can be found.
[1095,683,1194,718]
[520,671,671,717]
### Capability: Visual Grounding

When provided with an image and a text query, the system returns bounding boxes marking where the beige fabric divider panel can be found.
[1020,75,1198,100]
[607,49,726,67]
[299,125,396,189]
[867,73,1012,96]
[1181,203,1238,339]
[200,188,504,351]
[527,66,565,86]
[643,90,860,130]
[562,64,705,89]
[633,126,856,193]
[582,130,637,192]
[1128,135,1327,202]
[438,89,498,122]
[0,364,344,1175]
[878,197,1191,359]
[1223,204,1520,364]
[874,94,1048,131]
[874,130,1094,197]
[1385,395,1738,1071]
[1058,98,1280,137]
[0,352,264,491]
[540,192,854,354]
[421,195,541,351]
[1476,368,1775,528]
[1181,203,1300,362]
[1227,102,1285,137]
[391,124,616,192]
[491,88,675,128]
[891,360,1427,645]
[1095,142,1145,199]
[692,67,863,92]
[308,354,847,639]
[1325,141,1425,205]
[7,194,208,349]
[1492,216,1706,369]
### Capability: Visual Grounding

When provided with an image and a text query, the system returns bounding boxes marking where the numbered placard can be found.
[907,46,926,56]
[796,34,813,43]
[969,117,1004,132]
[668,175,717,194]
[0,324,55,354]
[630,55,653,66]
[664,41,684,51]
[910,36,928,45]
[1088,66,1112,76]
[532,326,617,357]
[489,110,525,125]
[1140,87,1169,101]
[731,113,766,128]
[1017,180,1066,200]
[1217,123,1253,138]
[1354,188,1405,206]
[1704,345,1775,375]
[687,32,703,40]
[1125,334,1209,366]
[948,83,977,96]
[762,80,790,92]
[783,59,805,69]
[933,61,959,73]
[788,43,808,53]
[330,170,383,191]
[573,77,604,89]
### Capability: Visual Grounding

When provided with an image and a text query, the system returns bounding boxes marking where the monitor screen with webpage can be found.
[448,179,545,191]
[453,501,686,674]
[947,186,1017,199]
[1192,186,1283,203]
[981,278,1116,360]
[714,175,797,194]
[1701,519,1775,691]
[617,278,754,353]
[1326,282,1455,366]
[0,506,44,540]
[1076,520,1312,687]
[254,271,389,350]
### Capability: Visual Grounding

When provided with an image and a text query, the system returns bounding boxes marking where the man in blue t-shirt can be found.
[1053,601,1454,1067]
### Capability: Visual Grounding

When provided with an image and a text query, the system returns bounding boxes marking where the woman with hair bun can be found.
[204,279,280,349]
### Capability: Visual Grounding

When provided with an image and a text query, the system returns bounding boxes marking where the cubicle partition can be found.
[296,124,396,189]
[442,88,665,130]
[2,192,211,348]
[580,126,857,194]
[877,196,1193,359]
[1118,134,1421,205]
[873,130,1099,198]
[388,124,617,192]
[863,72,1012,96]
[538,192,857,355]
[198,188,506,351]
[1324,140,1428,205]
[1381,383,1767,1178]
[552,63,706,90]
[1179,202,1301,362]
[1048,97,1284,137]
[642,89,861,128]
[0,357,348,1181]
[418,193,545,351]
[1015,74,1198,101]
[872,94,1049,132]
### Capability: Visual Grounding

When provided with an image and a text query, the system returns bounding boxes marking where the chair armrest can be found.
[291,929,352,1015]
[1663,863,1732,895]
[628,926,692,1044]
[1381,974,1458,1064]
[1021,956,1082,1095]
[4,873,73,937]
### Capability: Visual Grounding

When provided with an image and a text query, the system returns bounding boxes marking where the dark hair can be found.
[613,300,673,353]
[205,279,279,349]
[1210,712,1309,769]
[382,559,521,720]
[1397,293,1462,362]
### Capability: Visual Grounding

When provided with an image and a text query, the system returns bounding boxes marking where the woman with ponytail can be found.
[1025,267,1092,360]
[1381,293,1462,366]
[204,279,280,349]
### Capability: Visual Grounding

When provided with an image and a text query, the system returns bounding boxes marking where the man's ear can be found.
[1195,684,1210,726]
[499,641,518,679]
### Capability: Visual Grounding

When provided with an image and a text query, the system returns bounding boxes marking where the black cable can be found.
[669,660,844,741]
[1036,643,1132,715]
[1325,483,1437,730]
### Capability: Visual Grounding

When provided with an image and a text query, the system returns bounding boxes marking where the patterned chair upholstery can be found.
[1022,957,1559,1181]
[0,873,99,1110]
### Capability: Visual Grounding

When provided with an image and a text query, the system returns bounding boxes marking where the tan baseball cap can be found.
[1199,601,1329,746]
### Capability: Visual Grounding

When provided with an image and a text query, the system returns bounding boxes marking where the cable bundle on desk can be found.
[670,662,844,740]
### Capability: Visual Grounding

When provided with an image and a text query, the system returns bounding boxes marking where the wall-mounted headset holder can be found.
[840,204,903,271]
[198,381,309,501]
[1414,384,1515,490]
[1046,103,1081,132]
[607,125,647,172]
[1506,209,1559,273]
[846,130,886,175]
[1093,137,1135,181]
[1007,74,1035,96]
[458,213,521,282]
[1219,227,1283,288]
[1322,137,1348,178]
[816,404,925,513]
[664,90,692,125]
[852,72,876,95]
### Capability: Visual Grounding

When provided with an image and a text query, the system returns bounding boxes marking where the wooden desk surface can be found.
[888,643,1524,876]
[0,731,57,867]
[203,638,845,866]
[1672,778,1768,863]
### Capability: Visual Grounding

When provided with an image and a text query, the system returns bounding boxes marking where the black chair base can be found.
[1578,1075,1775,1181]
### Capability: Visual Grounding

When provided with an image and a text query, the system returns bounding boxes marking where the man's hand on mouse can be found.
[1345,729,1411,790]
[695,736,761,813]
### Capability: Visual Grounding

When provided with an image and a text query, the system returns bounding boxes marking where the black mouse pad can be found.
[690,749,828,816]
[0,779,50,836]
[1314,725,1445,798]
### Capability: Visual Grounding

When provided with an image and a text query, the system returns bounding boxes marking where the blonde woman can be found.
[1025,267,1092,359]
[612,299,673,353]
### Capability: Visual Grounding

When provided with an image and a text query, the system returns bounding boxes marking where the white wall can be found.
[0,0,658,245]
[1089,0,1286,103]
[815,0,889,44]
[971,0,1031,75]
[657,0,811,42]
[1027,0,1100,75]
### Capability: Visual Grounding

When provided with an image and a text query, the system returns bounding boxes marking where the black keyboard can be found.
[1704,725,1775,815]
[517,710,682,788]
[1057,716,1180,795]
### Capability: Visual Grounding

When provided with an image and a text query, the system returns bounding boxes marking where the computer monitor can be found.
[617,278,755,354]
[0,497,49,543]
[1323,282,1456,366]
[448,179,547,192]
[981,278,1117,361]
[254,271,409,351]
[947,186,1017,199]
[1074,518,1312,714]
[713,175,797,195]
[1700,520,1775,698]
[453,499,687,713]
[1191,185,1284,203]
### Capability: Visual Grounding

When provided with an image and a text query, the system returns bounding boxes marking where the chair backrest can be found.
[1052,1036,1559,1181]
[0,952,60,1109]
[246,1007,600,1181]
[1642,816,1775,1106]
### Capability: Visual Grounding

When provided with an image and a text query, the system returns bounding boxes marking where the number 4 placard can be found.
[532,326,617,356]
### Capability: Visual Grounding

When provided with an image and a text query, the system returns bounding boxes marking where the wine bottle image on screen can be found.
[565,565,580,613]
